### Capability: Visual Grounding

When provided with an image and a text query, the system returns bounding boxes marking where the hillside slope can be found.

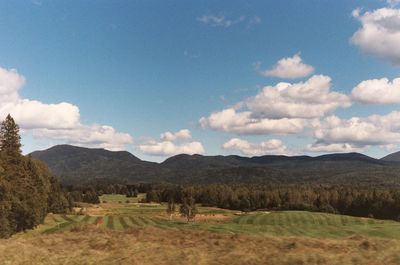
[381,151,400,162]
[30,145,159,184]
[30,145,400,185]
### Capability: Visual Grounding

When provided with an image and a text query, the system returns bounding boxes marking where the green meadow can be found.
[23,194,400,240]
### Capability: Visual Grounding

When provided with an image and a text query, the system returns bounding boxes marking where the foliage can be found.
[146,183,400,221]
[179,193,197,222]
[31,144,400,187]
[0,115,70,238]
[166,199,176,220]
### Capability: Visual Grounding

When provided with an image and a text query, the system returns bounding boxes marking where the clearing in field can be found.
[4,194,400,265]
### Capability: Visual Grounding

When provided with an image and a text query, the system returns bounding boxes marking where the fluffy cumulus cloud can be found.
[200,108,308,135]
[160,129,191,141]
[246,75,351,119]
[0,66,133,151]
[32,125,133,151]
[352,77,400,104]
[138,129,205,156]
[223,138,288,156]
[351,8,400,64]
[307,112,400,151]
[200,75,350,135]
[258,54,315,79]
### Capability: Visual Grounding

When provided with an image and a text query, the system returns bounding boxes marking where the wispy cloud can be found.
[138,129,205,156]
[31,0,42,6]
[197,14,260,28]
[184,50,200,59]
[387,0,400,7]
[197,14,243,27]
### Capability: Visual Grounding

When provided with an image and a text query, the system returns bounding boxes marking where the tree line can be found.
[0,115,71,238]
[144,183,400,221]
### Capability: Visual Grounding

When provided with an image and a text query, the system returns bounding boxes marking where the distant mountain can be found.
[30,145,400,186]
[30,145,159,184]
[381,151,400,162]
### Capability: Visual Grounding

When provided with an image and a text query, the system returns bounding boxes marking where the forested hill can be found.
[30,145,160,184]
[30,145,400,186]
[381,151,400,162]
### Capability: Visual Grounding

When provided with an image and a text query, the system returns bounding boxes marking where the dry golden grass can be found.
[2,224,400,265]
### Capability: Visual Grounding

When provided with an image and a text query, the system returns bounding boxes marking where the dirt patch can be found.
[195,214,231,221]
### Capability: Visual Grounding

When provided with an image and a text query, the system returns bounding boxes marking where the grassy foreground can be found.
[2,225,400,265]
[3,194,400,264]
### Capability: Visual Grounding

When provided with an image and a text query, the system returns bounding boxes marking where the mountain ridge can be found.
[30,144,400,185]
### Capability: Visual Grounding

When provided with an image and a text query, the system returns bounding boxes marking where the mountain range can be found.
[30,145,400,186]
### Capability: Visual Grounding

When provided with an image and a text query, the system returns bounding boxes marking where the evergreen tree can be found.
[0,115,71,238]
[166,199,176,220]
[0,114,21,157]
[179,195,197,222]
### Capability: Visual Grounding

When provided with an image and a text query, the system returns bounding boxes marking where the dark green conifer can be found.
[0,114,21,157]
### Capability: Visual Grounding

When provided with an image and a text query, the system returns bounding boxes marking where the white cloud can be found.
[0,66,133,151]
[2,100,80,129]
[138,129,204,156]
[310,112,400,148]
[160,129,191,141]
[223,138,288,156]
[197,14,244,27]
[305,143,363,153]
[246,75,351,119]
[258,54,315,79]
[197,14,259,28]
[352,77,400,104]
[249,16,261,26]
[200,75,350,135]
[351,8,400,64]
[387,0,400,7]
[139,141,204,156]
[32,125,133,151]
[200,108,308,135]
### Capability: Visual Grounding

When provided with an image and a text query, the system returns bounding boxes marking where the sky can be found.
[1,0,400,162]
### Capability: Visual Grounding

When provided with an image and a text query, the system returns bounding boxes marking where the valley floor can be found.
[2,194,400,265]
[2,226,400,265]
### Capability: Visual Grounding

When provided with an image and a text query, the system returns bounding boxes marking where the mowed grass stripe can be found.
[148,217,166,226]
[296,212,310,227]
[80,215,91,223]
[60,215,75,222]
[51,215,63,223]
[315,213,327,226]
[123,216,135,227]
[107,216,115,229]
[129,216,144,226]
[138,216,156,225]
[119,217,130,229]
[252,214,264,225]
[321,213,334,226]
[93,217,102,225]
[112,217,124,230]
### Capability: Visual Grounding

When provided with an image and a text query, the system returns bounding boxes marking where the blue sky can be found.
[1,0,400,161]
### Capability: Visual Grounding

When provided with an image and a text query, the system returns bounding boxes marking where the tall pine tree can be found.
[0,114,22,158]
[0,114,71,238]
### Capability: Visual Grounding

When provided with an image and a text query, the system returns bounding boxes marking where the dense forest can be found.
[0,115,71,238]
[144,183,400,221]
[67,181,400,221]
[31,144,400,187]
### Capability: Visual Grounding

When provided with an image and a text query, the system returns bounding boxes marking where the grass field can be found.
[4,194,400,264]
[24,194,400,240]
